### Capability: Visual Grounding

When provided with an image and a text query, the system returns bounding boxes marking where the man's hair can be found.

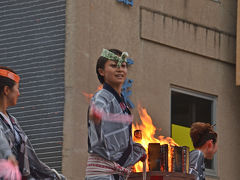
[190,122,217,148]
[0,66,17,95]
[96,49,122,84]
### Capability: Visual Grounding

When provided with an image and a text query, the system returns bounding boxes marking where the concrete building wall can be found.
[63,0,239,179]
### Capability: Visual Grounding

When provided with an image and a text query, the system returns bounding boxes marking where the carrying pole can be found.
[143,160,146,180]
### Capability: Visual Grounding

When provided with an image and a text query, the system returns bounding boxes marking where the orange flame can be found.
[132,105,178,172]
[82,85,103,102]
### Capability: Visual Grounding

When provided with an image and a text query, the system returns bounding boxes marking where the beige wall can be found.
[237,0,240,85]
[63,0,239,179]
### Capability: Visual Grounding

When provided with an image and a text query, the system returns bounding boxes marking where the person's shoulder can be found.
[92,89,114,102]
[190,150,204,157]
[8,114,18,123]
[190,150,204,165]
[190,149,201,154]
[9,115,21,126]
[190,149,203,156]
[9,114,16,119]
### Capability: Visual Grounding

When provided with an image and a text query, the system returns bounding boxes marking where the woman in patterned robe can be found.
[0,66,65,180]
[85,49,146,180]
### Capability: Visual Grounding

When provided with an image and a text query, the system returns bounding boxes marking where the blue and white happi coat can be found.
[86,83,146,180]
[189,150,206,180]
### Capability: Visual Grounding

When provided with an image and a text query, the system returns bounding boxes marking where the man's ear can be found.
[3,86,10,96]
[98,68,104,77]
[207,140,213,149]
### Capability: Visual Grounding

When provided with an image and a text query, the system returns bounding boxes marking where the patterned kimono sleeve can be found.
[9,116,65,179]
[0,124,13,159]
[123,142,146,167]
[25,138,65,180]
[88,94,108,147]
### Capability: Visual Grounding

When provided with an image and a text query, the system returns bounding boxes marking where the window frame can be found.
[212,0,220,3]
[170,86,217,177]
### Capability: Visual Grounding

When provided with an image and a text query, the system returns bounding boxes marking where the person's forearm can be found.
[0,129,12,159]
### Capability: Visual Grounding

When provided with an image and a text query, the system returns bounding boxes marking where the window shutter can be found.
[0,0,66,172]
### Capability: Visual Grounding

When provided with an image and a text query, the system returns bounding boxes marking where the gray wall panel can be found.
[0,0,65,172]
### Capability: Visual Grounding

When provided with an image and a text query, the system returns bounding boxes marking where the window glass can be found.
[171,88,216,171]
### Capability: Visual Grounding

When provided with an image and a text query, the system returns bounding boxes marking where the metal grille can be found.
[0,0,66,172]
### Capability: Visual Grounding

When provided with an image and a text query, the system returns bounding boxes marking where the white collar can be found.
[0,112,13,130]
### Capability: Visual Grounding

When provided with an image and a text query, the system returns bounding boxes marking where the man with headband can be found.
[189,122,218,180]
[85,49,146,180]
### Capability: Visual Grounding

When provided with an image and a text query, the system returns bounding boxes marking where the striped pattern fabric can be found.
[86,154,131,178]
[189,150,205,180]
[0,0,66,172]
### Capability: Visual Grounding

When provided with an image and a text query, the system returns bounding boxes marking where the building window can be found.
[171,86,217,176]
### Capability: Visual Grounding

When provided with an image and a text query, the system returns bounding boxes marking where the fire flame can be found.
[132,105,178,172]
[82,86,179,172]
[82,85,103,102]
